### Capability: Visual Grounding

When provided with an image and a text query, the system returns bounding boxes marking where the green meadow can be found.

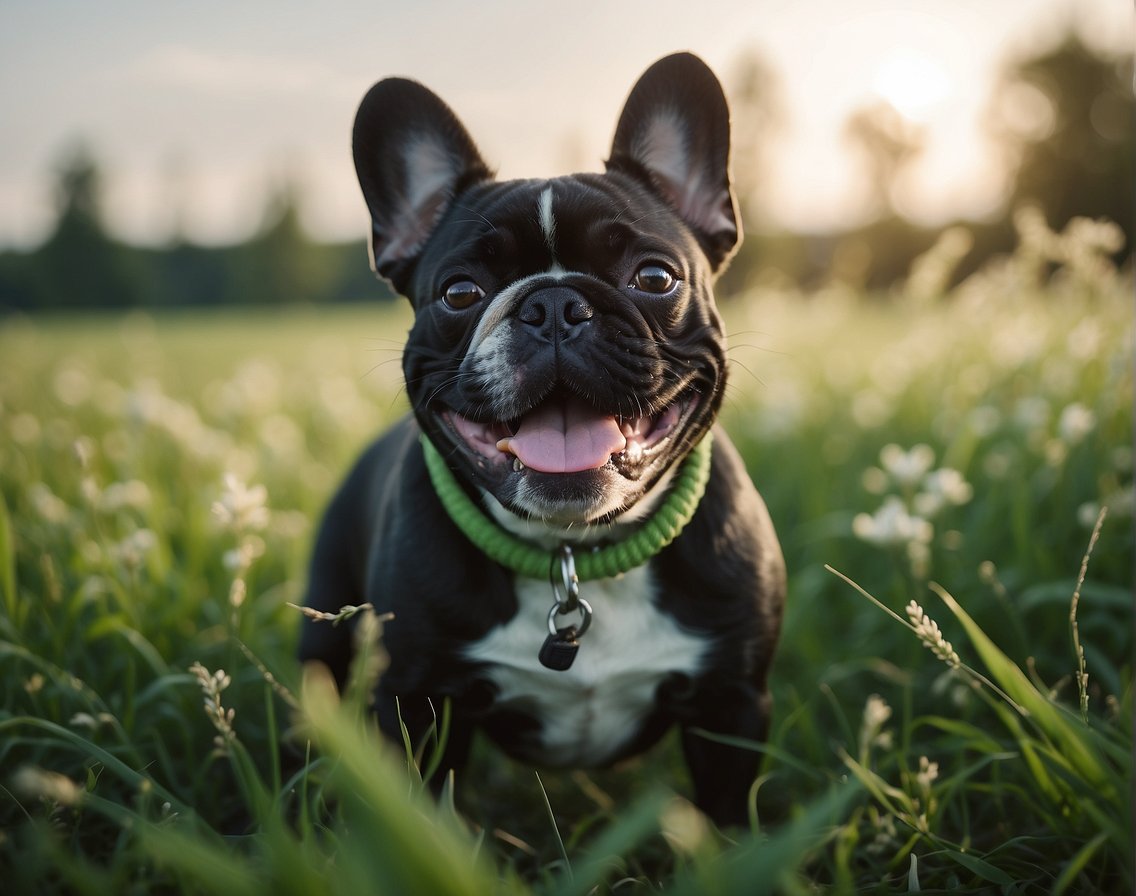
[1,217,1131,894]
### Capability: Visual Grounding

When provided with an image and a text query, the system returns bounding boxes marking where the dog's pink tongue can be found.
[506,398,626,473]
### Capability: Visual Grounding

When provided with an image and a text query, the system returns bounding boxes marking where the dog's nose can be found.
[517,287,593,342]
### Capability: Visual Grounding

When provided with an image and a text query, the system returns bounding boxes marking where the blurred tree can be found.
[31,144,143,308]
[728,49,787,226]
[718,48,788,295]
[843,101,926,220]
[226,182,330,305]
[990,32,1133,248]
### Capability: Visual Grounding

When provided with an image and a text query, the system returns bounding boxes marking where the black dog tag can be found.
[539,626,579,671]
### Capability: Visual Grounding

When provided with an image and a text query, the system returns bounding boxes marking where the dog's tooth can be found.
[513,457,525,472]
[496,437,514,454]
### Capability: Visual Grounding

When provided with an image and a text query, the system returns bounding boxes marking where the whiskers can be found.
[723,328,784,390]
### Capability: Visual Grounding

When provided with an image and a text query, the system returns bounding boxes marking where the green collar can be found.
[421,433,713,581]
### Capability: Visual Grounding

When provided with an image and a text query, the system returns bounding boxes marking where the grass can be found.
[0,215,1132,893]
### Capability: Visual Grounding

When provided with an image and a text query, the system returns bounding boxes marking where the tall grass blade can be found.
[938,847,1015,886]
[666,780,861,895]
[136,823,264,896]
[930,584,1113,795]
[1051,831,1109,895]
[0,717,190,815]
[0,490,16,625]
[536,771,572,879]
[547,790,669,896]
[302,681,516,896]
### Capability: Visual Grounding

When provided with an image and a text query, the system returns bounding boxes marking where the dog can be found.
[299,52,785,827]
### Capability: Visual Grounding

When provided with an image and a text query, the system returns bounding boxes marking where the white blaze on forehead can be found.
[538,185,557,258]
[463,183,569,355]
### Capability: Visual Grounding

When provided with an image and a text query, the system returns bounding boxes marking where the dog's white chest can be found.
[463,566,706,767]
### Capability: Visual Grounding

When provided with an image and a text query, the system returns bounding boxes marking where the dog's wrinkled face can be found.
[353,54,740,525]
[405,173,725,524]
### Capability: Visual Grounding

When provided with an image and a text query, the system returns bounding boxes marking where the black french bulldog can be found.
[299,52,785,827]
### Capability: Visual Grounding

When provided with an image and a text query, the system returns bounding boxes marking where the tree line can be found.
[0,29,1128,312]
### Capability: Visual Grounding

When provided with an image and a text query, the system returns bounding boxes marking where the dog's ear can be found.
[607,53,740,272]
[353,78,492,290]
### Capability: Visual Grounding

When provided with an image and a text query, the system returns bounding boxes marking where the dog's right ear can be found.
[352,79,492,291]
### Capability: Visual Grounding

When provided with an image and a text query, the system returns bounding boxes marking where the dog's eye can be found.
[442,279,485,309]
[630,265,677,295]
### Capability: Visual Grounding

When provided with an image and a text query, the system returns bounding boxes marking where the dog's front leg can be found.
[679,681,771,828]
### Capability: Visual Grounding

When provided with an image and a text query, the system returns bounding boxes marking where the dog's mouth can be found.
[441,392,696,477]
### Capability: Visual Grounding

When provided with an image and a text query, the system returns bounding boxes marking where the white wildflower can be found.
[100,480,152,514]
[212,473,269,533]
[228,579,247,609]
[28,483,70,524]
[879,444,935,488]
[913,468,973,518]
[79,476,101,507]
[859,694,894,759]
[915,755,939,791]
[223,536,265,572]
[863,695,891,736]
[73,437,95,469]
[69,711,115,731]
[853,496,933,547]
[1057,403,1096,445]
[113,529,157,570]
[13,766,84,807]
[1062,216,1124,255]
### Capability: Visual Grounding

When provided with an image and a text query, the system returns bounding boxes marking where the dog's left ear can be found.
[353,78,493,293]
[607,53,740,272]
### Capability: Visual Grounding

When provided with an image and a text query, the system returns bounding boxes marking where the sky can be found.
[0,0,1129,248]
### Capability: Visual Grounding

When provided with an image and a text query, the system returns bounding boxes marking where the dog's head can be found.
[353,53,739,527]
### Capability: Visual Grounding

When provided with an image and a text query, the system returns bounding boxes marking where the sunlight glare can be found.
[872,50,953,121]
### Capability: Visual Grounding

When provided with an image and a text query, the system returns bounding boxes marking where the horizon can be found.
[0,0,1128,250]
